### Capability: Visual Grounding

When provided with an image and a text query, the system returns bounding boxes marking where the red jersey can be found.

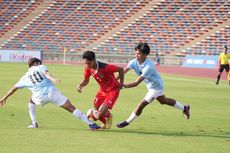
[84,61,120,92]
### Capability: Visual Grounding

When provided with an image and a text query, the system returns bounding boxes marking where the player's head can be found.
[28,57,42,67]
[135,42,150,55]
[82,51,96,69]
[82,51,96,61]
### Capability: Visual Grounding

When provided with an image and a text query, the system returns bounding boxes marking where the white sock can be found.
[173,101,184,111]
[126,112,138,124]
[73,109,92,125]
[28,103,37,124]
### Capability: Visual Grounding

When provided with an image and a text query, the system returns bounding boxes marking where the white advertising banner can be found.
[182,55,218,69]
[0,50,42,62]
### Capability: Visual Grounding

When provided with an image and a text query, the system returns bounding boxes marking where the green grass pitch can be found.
[0,62,229,153]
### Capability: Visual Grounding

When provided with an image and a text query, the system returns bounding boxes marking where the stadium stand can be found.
[1,0,152,52]
[93,0,229,56]
[0,0,43,37]
[0,0,229,60]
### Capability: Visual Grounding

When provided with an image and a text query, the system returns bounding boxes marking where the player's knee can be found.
[158,100,167,105]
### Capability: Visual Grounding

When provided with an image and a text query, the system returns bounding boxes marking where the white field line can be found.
[162,76,214,85]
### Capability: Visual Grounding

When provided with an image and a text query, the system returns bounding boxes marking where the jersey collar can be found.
[92,60,99,74]
[138,59,148,68]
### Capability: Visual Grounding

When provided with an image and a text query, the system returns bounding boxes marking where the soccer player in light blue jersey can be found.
[0,58,100,130]
[117,42,190,128]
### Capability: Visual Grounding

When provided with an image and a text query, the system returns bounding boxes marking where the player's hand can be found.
[120,84,127,89]
[77,85,82,93]
[53,78,61,84]
[0,98,6,107]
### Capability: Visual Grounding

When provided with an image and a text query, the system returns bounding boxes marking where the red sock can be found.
[98,111,106,124]
[104,110,111,118]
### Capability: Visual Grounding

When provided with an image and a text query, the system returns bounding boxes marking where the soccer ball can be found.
[87,108,100,121]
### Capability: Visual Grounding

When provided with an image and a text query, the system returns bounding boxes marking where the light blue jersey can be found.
[127,59,164,90]
[15,65,55,99]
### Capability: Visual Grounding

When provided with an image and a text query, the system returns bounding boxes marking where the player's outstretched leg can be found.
[28,102,38,128]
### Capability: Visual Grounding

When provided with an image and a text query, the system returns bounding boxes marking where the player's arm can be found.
[43,70,61,83]
[116,67,130,80]
[117,67,125,87]
[0,86,19,107]
[227,53,230,60]
[123,76,145,88]
[77,77,90,93]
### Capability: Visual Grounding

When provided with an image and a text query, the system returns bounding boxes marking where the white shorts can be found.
[144,89,164,103]
[32,88,67,106]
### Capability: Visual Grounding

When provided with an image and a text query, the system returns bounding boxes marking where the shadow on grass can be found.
[98,128,230,139]
[24,126,230,140]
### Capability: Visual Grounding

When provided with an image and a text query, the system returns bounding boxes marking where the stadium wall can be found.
[0,50,42,62]
[43,51,183,66]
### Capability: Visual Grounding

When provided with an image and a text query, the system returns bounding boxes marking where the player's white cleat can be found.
[27,122,39,128]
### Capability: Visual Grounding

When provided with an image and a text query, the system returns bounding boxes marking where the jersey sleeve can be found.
[227,53,230,59]
[15,74,28,89]
[84,68,91,78]
[127,59,135,69]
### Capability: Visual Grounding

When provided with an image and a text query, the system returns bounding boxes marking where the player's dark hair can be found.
[135,42,150,55]
[224,45,228,49]
[28,57,42,68]
[82,51,96,61]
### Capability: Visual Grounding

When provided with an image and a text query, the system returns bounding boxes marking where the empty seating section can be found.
[1,0,149,52]
[0,0,229,56]
[0,0,42,36]
[94,0,229,55]
[184,26,230,55]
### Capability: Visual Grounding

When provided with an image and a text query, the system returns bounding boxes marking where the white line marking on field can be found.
[163,76,214,85]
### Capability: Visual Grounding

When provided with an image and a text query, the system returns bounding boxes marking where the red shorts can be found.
[93,89,120,110]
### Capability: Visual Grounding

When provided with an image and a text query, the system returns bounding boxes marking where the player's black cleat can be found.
[117,121,129,128]
[183,105,190,119]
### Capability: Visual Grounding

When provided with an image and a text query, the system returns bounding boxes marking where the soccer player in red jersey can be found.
[77,51,124,129]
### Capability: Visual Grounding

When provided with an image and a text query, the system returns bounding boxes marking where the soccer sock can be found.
[104,110,111,118]
[28,103,37,124]
[99,116,106,124]
[98,111,106,124]
[217,74,221,82]
[173,101,184,111]
[126,112,138,124]
[73,109,92,125]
